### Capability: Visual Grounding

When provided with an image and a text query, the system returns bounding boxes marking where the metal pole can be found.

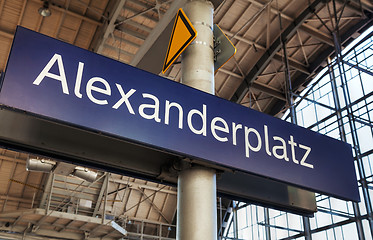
[219,198,223,240]
[331,30,373,237]
[331,1,373,234]
[177,2,216,239]
[281,39,296,123]
[102,173,109,224]
[141,221,144,240]
[46,173,55,213]
[282,35,312,240]
[302,216,312,240]
[233,201,238,239]
[264,208,271,240]
[328,57,365,239]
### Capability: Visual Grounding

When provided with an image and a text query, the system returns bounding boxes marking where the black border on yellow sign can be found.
[162,9,197,73]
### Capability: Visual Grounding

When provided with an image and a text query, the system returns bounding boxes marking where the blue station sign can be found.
[0,27,359,202]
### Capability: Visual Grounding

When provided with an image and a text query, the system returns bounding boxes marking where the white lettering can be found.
[33,53,69,94]
[86,77,111,105]
[299,144,313,169]
[187,104,207,136]
[112,84,136,114]
[245,127,262,158]
[74,62,84,98]
[288,135,299,164]
[211,117,229,142]
[232,122,243,146]
[165,101,183,129]
[139,93,161,122]
[272,136,289,161]
[264,125,272,156]
[31,55,316,170]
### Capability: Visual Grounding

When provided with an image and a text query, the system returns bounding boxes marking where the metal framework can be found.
[222,21,373,240]
[0,169,177,240]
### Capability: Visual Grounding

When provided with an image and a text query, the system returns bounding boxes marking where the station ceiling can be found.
[0,0,372,239]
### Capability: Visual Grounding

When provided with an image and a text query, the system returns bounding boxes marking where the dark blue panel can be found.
[0,27,359,202]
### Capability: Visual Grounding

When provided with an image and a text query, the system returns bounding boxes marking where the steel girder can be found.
[229,0,326,104]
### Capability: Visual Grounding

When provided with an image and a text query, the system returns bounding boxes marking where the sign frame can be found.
[0,26,360,205]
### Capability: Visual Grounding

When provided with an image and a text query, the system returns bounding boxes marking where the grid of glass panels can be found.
[221,27,373,240]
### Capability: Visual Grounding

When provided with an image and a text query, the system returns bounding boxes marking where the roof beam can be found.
[268,12,373,116]
[337,0,372,14]
[127,0,167,16]
[42,208,108,223]
[29,0,102,26]
[117,27,147,40]
[95,0,127,54]
[245,0,335,46]
[0,230,82,240]
[127,231,175,240]
[299,25,334,46]
[0,209,35,218]
[110,178,177,195]
[93,173,109,217]
[218,68,287,101]
[0,154,26,163]
[58,220,75,232]
[103,44,135,57]
[225,27,313,75]
[251,82,286,101]
[125,19,153,32]
[218,68,243,79]
[224,29,266,49]
[109,33,142,48]
[116,5,159,23]
[11,214,23,228]
[0,195,33,204]
[136,187,171,224]
[38,173,54,209]
[0,29,13,39]
[272,54,310,74]
[0,208,110,224]
[360,0,373,11]
[4,225,85,240]
[230,0,326,104]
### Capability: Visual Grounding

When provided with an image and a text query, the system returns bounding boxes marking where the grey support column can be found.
[177,166,217,239]
[177,1,217,240]
[181,0,214,94]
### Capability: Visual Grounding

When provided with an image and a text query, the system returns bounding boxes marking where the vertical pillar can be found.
[181,0,214,94]
[331,1,373,234]
[233,201,239,239]
[264,208,271,240]
[281,39,296,123]
[282,36,312,240]
[39,173,54,209]
[333,30,373,229]
[46,173,55,213]
[177,1,217,240]
[302,216,312,240]
[177,167,217,239]
[328,56,365,239]
[102,173,109,224]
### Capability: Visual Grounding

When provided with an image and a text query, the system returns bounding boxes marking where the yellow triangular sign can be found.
[162,9,197,73]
